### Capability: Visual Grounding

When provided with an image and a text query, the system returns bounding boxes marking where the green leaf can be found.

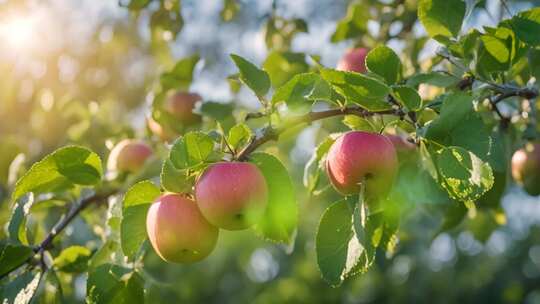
[425,92,491,158]
[169,131,216,169]
[365,46,401,84]
[263,51,309,88]
[12,146,103,201]
[316,199,361,286]
[121,181,160,260]
[220,0,240,22]
[160,159,193,193]
[54,245,92,273]
[406,72,459,87]
[198,102,234,122]
[320,68,392,111]
[271,73,334,111]
[352,204,398,273]
[0,271,42,304]
[390,161,453,206]
[249,153,297,244]
[126,0,151,10]
[511,8,540,46]
[529,48,540,81]
[0,243,33,277]
[342,116,376,132]
[477,129,510,208]
[160,55,200,91]
[86,264,144,304]
[303,136,337,193]
[392,85,422,111]
[435,201,468,235]
[7,194,34,244]
[331,3,369,42]
[227,124,252,151]
[230,54,271,97]
[418,0,465,41]
[433,146,494,203]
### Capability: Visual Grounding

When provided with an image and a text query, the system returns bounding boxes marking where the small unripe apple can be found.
[164,92,202,126]
[146,194,219,263]
[336,48,369,73]
[107,139,152,173]
[195,162,268,230]
[511,142,540,196]
[326,131,398,199]
[146,116,178,142]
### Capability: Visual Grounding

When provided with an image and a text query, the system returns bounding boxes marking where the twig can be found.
[0,190,116,281]
[237,106,395,160]
[491,87,538,105]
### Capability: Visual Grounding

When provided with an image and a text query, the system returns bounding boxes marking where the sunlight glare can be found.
[0,16,36,49]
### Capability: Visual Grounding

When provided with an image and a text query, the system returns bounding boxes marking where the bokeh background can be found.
[1,0,540,303]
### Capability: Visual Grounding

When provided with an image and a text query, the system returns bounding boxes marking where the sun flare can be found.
[0,15,36,49]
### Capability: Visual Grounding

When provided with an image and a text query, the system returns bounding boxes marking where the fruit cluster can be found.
[106,49,540,264]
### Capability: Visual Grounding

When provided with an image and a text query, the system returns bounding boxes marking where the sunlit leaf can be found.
[230,54,271,97]
[12,146,103,201]
[366,46,401,84]
[54,245,92,273]
[121,181,160,260]
[418,0,465,42]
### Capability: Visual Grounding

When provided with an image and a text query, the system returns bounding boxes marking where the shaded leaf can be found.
[0,271,42,304]
[160,55,200,91]
[86,264,144,304]
[250,153,297,244]
[0,243,33,277]
[392,86,422,111]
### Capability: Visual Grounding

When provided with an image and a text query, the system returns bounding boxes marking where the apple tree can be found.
[1,0,540,302]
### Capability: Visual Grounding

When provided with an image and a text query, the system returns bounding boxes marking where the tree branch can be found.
[237,106,396,160]
[491,87,538,104]
[0,189,116,281]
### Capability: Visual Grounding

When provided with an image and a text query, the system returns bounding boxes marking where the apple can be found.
[511,142,540,196]
[326,131,398,199]
[164,92,202,126]
[146,194,219,263]
[195,162,268,230]
[336,48,369,73]
[107,139,152,173]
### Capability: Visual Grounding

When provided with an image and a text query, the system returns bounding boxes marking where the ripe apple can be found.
[195,162,268,230]
[164,92,202,126]
[326,131,398,199]
[511,142,540,196]
[146,194,219,263]
[107,139,152,173]
[336,48,369,73]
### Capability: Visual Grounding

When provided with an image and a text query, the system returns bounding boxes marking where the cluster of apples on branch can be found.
[105,47,540,266]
